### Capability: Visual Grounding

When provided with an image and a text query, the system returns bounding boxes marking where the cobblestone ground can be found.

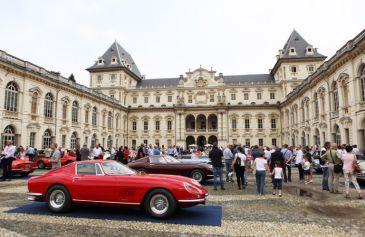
[0,169,364,237]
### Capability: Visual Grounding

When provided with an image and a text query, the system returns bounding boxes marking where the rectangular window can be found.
[132,121,137,131]
[245,119,250,129]
[155,139,160,147]
[258,119,263,129]
[257,93,262,100]
[232,139,237,145]
[167,121,172,130]
[232,119,237,129]
[85,136,88,145]
[291,66,297,73]
[188,95,193,103]
[85,110,89,124]
[144,96,149,104]
[143,140,148,145]
[110,74,116,80]
[110,94,114,99]
[132,140,136,148]
[272,138,277,146]
[270,92,275,100]
[144,121,148,131]
[308,65,315,72]
[258,138,264,147]
[271,119,276,129]
[29,132,36,148]
[168,96,172,102]
[245,139,250,147]
[97,75,102,83]
[61,135,66,148]
[231,94,236,100]
[155,121,160,131]
[156,96,160,103]
[244,93,249,100]
[133,97,137,104]
[360,77,365,101]
[210,94,214,102]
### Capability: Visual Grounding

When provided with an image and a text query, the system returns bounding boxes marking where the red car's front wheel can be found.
[144,189,176,219]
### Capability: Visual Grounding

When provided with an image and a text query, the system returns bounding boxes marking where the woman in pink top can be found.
[341,145,362,199]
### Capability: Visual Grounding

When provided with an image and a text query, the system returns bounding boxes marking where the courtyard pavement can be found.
[0,169,364,237]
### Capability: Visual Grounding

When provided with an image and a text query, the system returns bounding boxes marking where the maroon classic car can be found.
[128,156,213,183]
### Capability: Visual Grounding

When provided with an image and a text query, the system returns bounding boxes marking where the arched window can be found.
[361,66,365,101]
[44,93,53,118]
[2,125,16,147]
[71,101,79,122]
[91,134,97,148]
[334,124,341,145]
[62,101,68,120]
[313,93,319,119]
[107,135,113,148]
[4,82,18,112]
[70,132,78,150]
[31,92,38,115]
[107,111,113,129]
[102,112,106,127]
[42,129,52,149]
[115,114,119,129]
[92,107,97,126]
[332,82,339,111]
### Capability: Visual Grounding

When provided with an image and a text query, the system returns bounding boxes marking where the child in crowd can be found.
[270,161,283,197]
[303,156,312,184]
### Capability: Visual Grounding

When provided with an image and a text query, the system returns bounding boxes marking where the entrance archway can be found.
[208,135,218,145]
[186,136,195,148]
[197,136,206,147]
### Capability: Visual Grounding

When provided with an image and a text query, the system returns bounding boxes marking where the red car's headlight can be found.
[183,182,202,195]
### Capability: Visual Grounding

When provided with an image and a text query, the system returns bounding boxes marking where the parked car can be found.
[356,154,365,182]
[128,155,213,183]
[12,158,36,177]
[35,155,76,169]
[27,160,208,219]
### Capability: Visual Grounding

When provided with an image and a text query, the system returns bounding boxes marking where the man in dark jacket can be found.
[80,144,90,161]
[209,142,225,191]
[269,146,285,171]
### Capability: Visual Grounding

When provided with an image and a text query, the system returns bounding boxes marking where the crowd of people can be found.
[1,139,364,200]
[208,142,363,199]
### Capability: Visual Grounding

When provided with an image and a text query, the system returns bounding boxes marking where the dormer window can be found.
[98,58,104,64]
[306,46,314,55]
[289,47,296,55]
[111,57,117,64]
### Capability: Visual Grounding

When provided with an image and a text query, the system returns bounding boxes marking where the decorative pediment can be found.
[83,129,91,135]
[339,116,352,128]
[337,72,349,84]
[319,122,327,129]
[61,96,71,104]
[195,76,208,87]
[28,86,43,96]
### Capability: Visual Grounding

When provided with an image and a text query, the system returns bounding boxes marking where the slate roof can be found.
[280,30,326,59]
[87,41,142,78]
[222,74,274,84]
[136,74,274,88]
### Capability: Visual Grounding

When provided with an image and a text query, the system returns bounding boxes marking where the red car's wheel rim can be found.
[150,194,169,215]
[49,190,65,209]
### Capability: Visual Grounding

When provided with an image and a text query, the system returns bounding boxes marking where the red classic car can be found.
[12,158,36,177]
[27,160,208,219]
[128,155,213,183]
[35,155,76,169]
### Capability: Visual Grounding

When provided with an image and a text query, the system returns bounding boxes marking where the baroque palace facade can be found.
[1,29,365,150]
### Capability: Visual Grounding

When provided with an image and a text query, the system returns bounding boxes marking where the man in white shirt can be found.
[92,144,102,160]
[1,140,16,181]
[295,145,304,181]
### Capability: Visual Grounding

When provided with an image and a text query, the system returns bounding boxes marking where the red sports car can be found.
[128,155,213,183]
[27,160,208,219]
[35,155,76,169]
[12,158,36,177]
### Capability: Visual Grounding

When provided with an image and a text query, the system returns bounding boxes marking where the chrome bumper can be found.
[27,192,42,201]
[178,193,208,203]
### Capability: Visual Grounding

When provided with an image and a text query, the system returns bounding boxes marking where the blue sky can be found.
[0,0,364,85]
